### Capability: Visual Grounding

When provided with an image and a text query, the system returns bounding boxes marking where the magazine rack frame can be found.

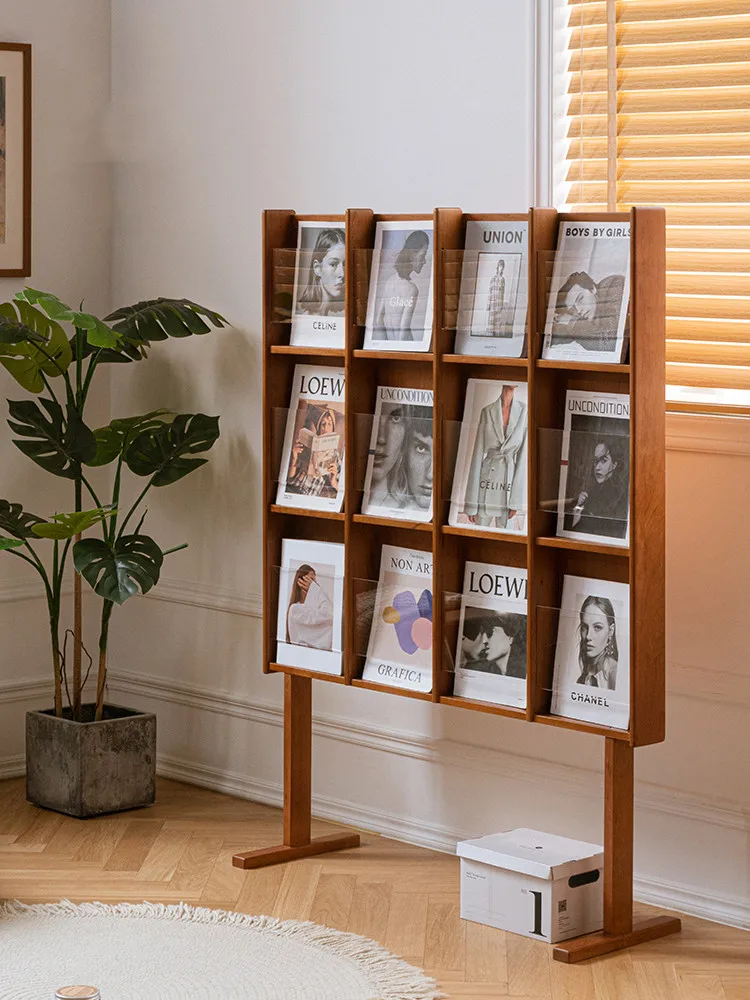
[233,207,681,964]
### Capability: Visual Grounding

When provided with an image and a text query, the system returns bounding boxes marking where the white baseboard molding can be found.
[108,669,750,835]
[157,750,750,932]
[0,755,25,780]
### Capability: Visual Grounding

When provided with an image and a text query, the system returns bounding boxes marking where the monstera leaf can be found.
[7,398,97,478]
[0,536,24,551]
[0,301,72,393]
[74,533,164,605]
[32,507,116,541]
[86,410,174,467]
[125,413,220,486]
[105,299,226,355]
[0,500,47,539]
[15,289,121,350]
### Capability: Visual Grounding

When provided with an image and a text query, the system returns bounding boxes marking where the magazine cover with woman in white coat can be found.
[449,379,528,535]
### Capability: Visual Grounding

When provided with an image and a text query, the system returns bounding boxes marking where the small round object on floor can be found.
[55,989,101,999]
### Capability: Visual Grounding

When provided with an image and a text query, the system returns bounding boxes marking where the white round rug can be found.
[0,900,441,999]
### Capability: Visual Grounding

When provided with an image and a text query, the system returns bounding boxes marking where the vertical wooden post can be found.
[603,737,633,936]
[283,674,312,847]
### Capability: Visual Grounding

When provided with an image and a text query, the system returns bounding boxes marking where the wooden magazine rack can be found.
[232,206,682,963]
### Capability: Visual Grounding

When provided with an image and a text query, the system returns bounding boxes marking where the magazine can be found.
[290,221,345,348]
[556,390,630,547]
[361,386,433,523]
[542,221,631,364]
[448,379,528,535]
[363,221,434,352]
[275,538,345,675]
[454,220,529,358]
[550,575,630,730]
[362,544,433,693]
[276,365,345,512]
[453,561,528,708]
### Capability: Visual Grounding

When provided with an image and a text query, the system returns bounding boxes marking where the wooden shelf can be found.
[269,662,347,685]
[353,513,433,532]
[441,524,528,545]
[441,354,529,368]
[439,694,527,721]
[351,677,434,701]
[270,505,346,521]
[352,349,433,362]
[536,535,630,558]
[533,713,632,741]
[257,207,677,962]
[535,359,630,374]
[270,345,345,358]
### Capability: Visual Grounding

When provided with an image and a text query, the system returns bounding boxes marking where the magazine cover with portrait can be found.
[362,544,433,693]
[449,379,528,535]
[557,390,630,547]
[363,221,434,352]
[275,538,345,675]
[550,575,630,730]
[290,221,346,348]
[453,561,528,709]
[361,386,433,523]
[454,220,529,359]
[276,365,345,513]
[542,221,631,364]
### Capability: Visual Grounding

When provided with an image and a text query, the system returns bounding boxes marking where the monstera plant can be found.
[0,289,225,744]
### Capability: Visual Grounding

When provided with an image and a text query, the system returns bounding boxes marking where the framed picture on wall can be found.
[0,43,31,277]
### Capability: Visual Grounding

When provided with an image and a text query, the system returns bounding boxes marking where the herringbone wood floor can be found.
[1,777,748,998]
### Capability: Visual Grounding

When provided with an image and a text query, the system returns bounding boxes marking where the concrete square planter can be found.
[26,704,156,818]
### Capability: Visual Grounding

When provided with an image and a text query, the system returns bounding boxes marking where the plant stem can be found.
[95,600,114,722]
[80,351,102,408]
[73,479,82,721]
[163,543,189,556]
[117,477,155,539]
[50,617,62,717]
[80,473,104,511]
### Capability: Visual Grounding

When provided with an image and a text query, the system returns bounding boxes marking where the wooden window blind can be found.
[564,0,750,413]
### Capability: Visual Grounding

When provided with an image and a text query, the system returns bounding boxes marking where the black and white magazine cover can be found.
[453,561,527,708]
[550,575,630,730]
[361,386,433,523]
[542,221,631,363]
[275,538,345,675]
[290,222,346,348]
[449,379,528,535]
[276,365,345,512]
[362,544,433,693]
[363,221,434,352]
[454,220,529,358]
[557,391,630,547]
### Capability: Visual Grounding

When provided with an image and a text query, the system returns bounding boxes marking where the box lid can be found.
[457,828,603,881]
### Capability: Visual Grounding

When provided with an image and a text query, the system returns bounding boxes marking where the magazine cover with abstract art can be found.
[290,221,345,348]
[454,220,529,359]
[276,365,345,513]
[363,221,434,352]
[361,386,433,523]
[557,390,630,547]
[453,561,527,709]
[362,544,433,693]
[275,538,345,675]
[542,221,631,364]
[449,379,528,535]
[550,575,630,730]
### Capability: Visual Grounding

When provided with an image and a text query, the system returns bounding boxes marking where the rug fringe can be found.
[0,899,444,1000]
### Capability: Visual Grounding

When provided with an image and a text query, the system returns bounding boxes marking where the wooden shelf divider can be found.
[240,205,680,963]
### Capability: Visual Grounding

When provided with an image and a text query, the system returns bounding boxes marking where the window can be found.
[561,0,750,414]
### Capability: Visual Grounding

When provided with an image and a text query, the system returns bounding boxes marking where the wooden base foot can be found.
[552,915,682,964]
[232,832,361,870]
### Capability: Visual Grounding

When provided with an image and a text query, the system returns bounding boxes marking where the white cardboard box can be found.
[457,828,603,944]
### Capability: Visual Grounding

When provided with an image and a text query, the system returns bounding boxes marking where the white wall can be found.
[2,0,749,933]
[0,2,112,761]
